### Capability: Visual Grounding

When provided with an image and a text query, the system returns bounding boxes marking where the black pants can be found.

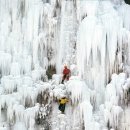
[59,104,66,113]
[61,75,69,84]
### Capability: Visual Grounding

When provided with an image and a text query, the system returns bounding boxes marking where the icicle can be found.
[105,84,117,104]
[67,76,90,105]
[10,62,21,76]
[118,3,130,31]
[21,55,32,75]
[111,106,123,129]
[80,101,93,130]
[23,105,39,128]
[13,104,25,121]
[0,52,12,76]
[31,64,46,82]
[7,105,15,124]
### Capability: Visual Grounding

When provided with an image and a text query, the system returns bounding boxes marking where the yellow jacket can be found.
[59,98,68,104]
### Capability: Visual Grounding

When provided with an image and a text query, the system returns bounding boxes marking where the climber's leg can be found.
[59,104,62,111]
[62,104,66,113]
[61,75,66,84]
[59,104,66,113]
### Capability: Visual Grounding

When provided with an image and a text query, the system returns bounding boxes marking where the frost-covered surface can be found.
[0,0,130,130]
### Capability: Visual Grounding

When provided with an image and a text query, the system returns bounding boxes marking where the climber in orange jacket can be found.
[61,66,71,84]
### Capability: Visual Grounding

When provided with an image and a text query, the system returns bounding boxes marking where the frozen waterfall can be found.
[0,0,130,130]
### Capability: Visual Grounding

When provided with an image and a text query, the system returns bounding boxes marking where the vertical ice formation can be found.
[0,0,77,75]
[0,0,58,77]
[56,0,77,73]
[77,0,130,106]
[0,80,52,129]
[66,76,101,130]
[102,72,130,129]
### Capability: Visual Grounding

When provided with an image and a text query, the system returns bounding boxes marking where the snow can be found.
[14,122,27,130]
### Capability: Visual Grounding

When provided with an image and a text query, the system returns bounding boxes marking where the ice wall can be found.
[0,0,61,129]
[56,0,77,73]
[77,0,130,105]
[0,0,78,75]
[0,0,130,76]
[0,0,58,77]
[0,0,130,130]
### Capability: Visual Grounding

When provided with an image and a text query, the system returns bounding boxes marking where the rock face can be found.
[125,0,130,4]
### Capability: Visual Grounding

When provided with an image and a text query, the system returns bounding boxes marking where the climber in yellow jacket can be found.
[58,97,68,114]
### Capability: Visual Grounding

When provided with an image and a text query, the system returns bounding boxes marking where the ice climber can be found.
[61,65,71,84]
[58,97,68,114]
